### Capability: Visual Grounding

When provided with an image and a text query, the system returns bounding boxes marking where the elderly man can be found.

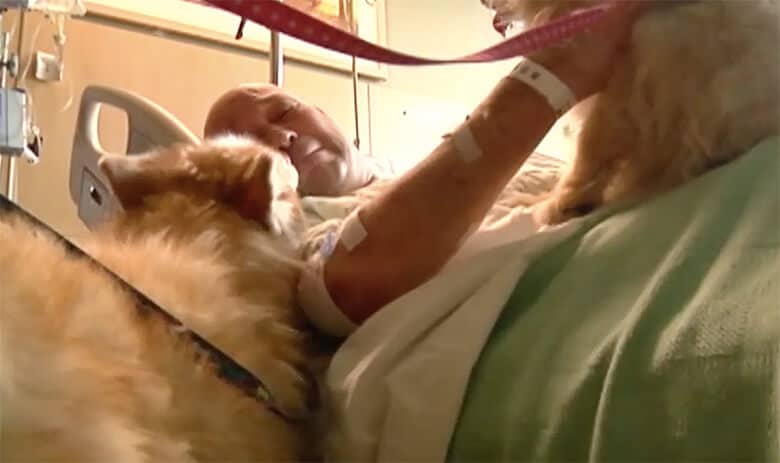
[204,84,379,197]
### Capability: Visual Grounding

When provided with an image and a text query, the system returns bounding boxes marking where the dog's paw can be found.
[532,196,565,225]
[532,194,598,225]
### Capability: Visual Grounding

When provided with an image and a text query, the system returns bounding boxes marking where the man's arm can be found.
[323,70,560,322]
[313,2,643,329]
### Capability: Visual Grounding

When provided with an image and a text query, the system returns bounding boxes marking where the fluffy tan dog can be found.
[484,0,779,224]
[0,136,319,461]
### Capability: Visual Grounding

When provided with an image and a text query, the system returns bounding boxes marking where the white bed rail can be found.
[69,84,199,229]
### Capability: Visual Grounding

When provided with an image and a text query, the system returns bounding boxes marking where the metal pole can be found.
[349,0,360,149]
[1,34,8,88]
[351,56,359,149]
[269,0,283,86]
[0,9,20,201]
[4,150,17,201]
[7,9,24,201]
[270,30,283,86]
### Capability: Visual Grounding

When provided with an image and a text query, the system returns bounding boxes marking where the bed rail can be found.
[69,85,199,229]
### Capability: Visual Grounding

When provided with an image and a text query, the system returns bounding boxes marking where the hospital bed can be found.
[69,85,199,229]
[66,83,568,235]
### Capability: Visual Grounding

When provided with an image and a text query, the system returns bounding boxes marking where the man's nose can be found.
[271,128,298,150]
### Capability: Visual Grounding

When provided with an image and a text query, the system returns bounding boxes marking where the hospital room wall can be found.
[3,1,571,242]
[4,10,374,242]
[370,0,518,173]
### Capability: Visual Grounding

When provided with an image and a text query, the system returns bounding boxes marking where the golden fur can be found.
[0,136,319,461]
[485,0,780,223]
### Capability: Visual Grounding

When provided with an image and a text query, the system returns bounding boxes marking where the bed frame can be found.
[69,85,199,230]
[68,0,286,230]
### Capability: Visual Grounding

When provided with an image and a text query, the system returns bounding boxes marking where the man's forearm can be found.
[323,67,566,322]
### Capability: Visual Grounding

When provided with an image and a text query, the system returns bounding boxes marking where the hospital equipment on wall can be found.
[0,0,85,200]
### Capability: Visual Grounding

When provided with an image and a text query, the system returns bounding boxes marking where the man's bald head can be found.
[202,84,373,196]
[204,84,280,138]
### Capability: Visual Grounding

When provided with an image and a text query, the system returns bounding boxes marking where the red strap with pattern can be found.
[200,0,613,65]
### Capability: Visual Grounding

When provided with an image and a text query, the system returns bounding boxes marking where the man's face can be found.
[204,85,356,196]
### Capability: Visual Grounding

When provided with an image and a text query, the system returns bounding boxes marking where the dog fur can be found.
[0,136,319,461]
[484,0,780,224]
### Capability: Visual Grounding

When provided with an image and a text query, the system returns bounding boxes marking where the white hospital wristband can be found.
[298,255,357,338]
[509,58,577,117]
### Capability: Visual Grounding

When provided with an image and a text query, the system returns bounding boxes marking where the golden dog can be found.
[0,135,319,461]
[484,0,779,223]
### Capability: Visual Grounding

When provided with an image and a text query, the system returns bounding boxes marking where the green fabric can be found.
[448,137,780,462]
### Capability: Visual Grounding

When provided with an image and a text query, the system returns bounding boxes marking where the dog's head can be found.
[481,0,594,33]
[98,135,306,252]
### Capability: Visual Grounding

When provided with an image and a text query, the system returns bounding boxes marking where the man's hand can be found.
[531,1,644,101]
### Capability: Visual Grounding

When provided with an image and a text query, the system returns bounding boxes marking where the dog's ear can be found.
[210,143,302,237]
[98,139,292,233]
[98,144,195,209]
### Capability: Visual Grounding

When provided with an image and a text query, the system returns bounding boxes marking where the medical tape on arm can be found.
[337,208,369,251]
[296,209,368,338]
[451,124,484,163]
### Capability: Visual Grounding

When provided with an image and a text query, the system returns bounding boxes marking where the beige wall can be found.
[3,0,570,241]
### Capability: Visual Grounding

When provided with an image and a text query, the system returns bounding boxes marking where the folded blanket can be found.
[449,136,780,462]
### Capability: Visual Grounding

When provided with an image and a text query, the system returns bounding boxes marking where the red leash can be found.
[201,0,613,65]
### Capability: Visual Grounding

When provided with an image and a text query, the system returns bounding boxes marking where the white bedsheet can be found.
[321,209,587,461]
